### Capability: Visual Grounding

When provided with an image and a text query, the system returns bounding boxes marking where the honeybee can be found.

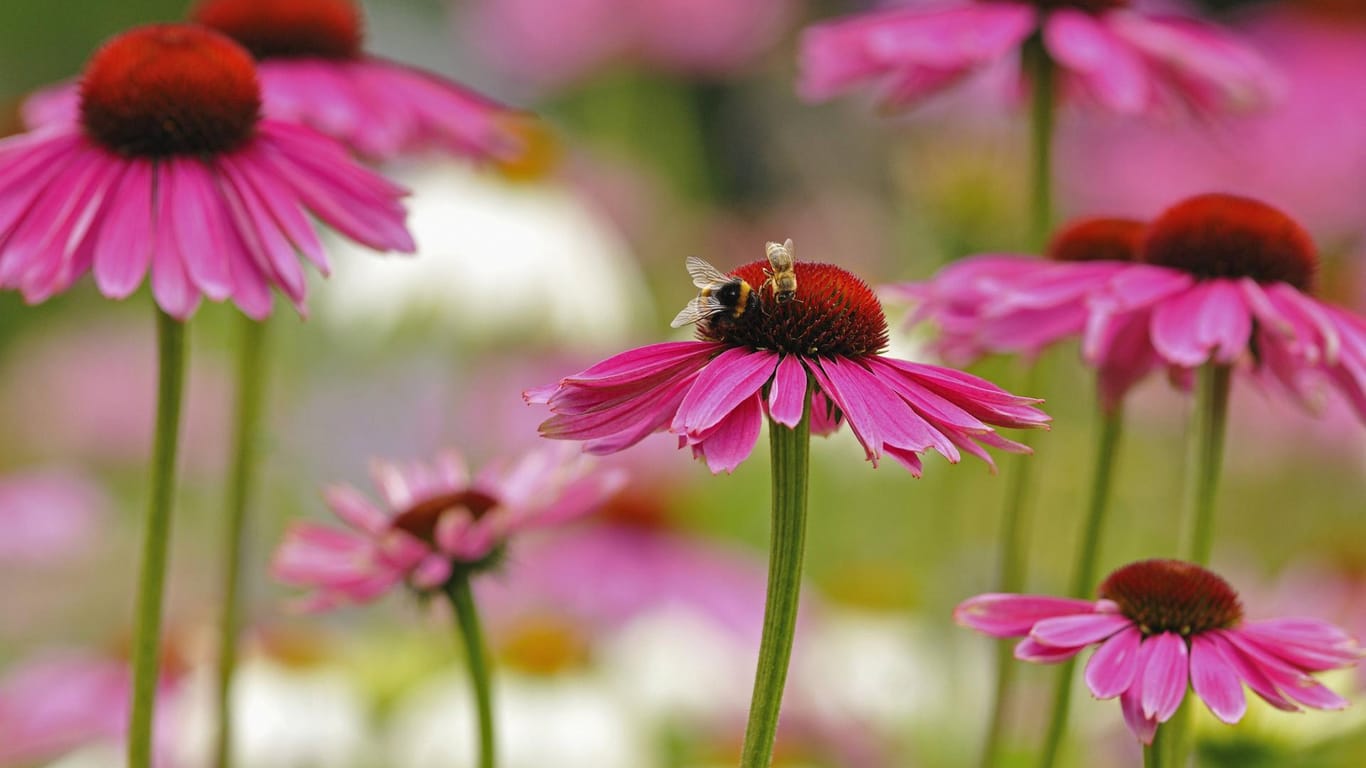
[763,238,798,303]
[670,255,755,328]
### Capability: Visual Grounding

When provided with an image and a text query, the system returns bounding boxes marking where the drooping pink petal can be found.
[1190,633,1247,724]
[150,163,202,319]
[1209,630,1298,712]
[323,485,389,535]
[1015,637,1086,664]
[1045,9,1150,114]
[1120,685,1158,745]
[1149,280,1253,367]
[767,353,809,428]
[954,593,1099,638]
[1139,632,1189,722]
[1032,612,1132,648]
[1085,625,1142,699]
[90,160,155,298]
[689,392,766,474]
[165,158,233,300]
[671,347,777,437]
[1239,618,1362,671]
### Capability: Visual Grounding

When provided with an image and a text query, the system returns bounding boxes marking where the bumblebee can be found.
[670,255,755,328]
[763,238,798,304]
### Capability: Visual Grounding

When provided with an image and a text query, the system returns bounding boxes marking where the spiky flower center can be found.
[1047,218,1145,263]
[1099,559,1244,637]
[80,24,261,157]
[699,261,889,358]
[981,0,1128,11]
[390,489,499,546]
[1142,194,1317,292]
[192,0,363,60]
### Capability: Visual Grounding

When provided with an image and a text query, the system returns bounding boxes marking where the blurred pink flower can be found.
[956,558,1360,745]
[1,325,229,473]
[462,0,795,89]
[26,0,532,164]
[1060,3,1366,241]
[528,257,1049,475]
[272,449,626,610]
[0,651,182,767]
[799,0,1278,117]
[893,196,1366,419]
[0,24,413,319]
[0,469,107,563]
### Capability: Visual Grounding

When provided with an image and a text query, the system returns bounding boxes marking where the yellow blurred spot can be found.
[497,615,592,676]
[493,115,561,183]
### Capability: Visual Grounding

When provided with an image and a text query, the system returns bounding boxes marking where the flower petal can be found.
[767,354,809,428]
[1190,633,1247,724]
[1031,612,1132,648]
[953,594,1099,637]
[1139,632,1189,722]
[671,347,777,437]
[1085,625,1142,699]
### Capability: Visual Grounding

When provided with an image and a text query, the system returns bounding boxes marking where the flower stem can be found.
[127,308,187,768]
[978,37,1056,768]
[211,315,270,768]
[1186,364,1231,566]
[1037,405,1125,768]
[446,576,496,768]
[1144,733,1164,768]
[740,384,812,767]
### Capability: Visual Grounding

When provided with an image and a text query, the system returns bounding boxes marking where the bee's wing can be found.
[670,294,723,328]
[765,239,795,269]
[685,256,732,290]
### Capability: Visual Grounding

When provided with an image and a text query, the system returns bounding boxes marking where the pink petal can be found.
[1121,685,1158,745]
[150,164,201,319]
[323,485,389,535]
[1086,625,1142,699]
[1150,281,1252,367]
[1209,631,1298,712]
[1015,637,1085,664]
[166,159,233,300]
[1044,10,1150,113]
[671,347,777,437]
[767,354,809,428]
[690,392,766,474]
[1139,632,1189,722]
[954,593,1099,637]
[1032,612,1132,648]
[1190,633,1247,724]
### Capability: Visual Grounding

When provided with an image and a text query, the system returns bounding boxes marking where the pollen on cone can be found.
[1141,194,1318,291]
[1047,217,1146,263]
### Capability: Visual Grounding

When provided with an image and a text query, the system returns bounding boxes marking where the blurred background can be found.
[1,0,1363,766]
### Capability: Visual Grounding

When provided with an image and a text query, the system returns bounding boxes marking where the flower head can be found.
[893,195,1366,419]
[0,23,413,319]
[798,0,1279,117]
[272,449,626,611]
[24,0,536,165]
[955,559,1361,744]
[528,243,1049,474]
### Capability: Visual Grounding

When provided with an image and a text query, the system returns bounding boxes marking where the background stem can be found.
[1037,406,1125,768]
[979,35,1055,768]
[1186,364,1231,565]
[127,309,187,768]
[447,577,496,768]
[740,384,812,767]
[211,315,269,768]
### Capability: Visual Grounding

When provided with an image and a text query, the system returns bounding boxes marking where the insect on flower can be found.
[670,255,756,328]
[763,238,798,304]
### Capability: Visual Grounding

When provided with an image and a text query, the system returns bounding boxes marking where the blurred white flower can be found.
[386,668,650,768]
[319,161,651,348]
[173,658,377,767]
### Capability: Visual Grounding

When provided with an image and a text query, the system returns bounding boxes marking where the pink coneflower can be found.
[895,196,1366,420]
[528,255,1050,474]
[26,0,533,165]
[798,0,1279,116]
[0,23,413,319]
[272,449,625,610]
[955,559,1361,745]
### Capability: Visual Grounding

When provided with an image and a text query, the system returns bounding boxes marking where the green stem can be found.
[978,38,1056,768]
[1025,34,1057,251]
[446,577,496,768]
[1162,698,1192,768]
[211,316,270,768]
[1144,732,1164,768]
[127,309,187,768]
[1037,405,1125,768]
[1186,364,1231,566]
[740,384,812,767]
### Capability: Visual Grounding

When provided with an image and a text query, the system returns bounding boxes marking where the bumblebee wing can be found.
[685,256,732,290]
[670,294,723,328]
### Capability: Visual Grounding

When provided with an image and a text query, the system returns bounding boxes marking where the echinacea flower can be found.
[527,252,1050,474]
[272,449,626,610]
[0,23,413,319]
[955,558,1361,744]
[894,195,1366,420]
[798,0,1279,117]
[26,0,533,165]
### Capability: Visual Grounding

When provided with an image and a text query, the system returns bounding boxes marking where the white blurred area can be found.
[319,160,653,349]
